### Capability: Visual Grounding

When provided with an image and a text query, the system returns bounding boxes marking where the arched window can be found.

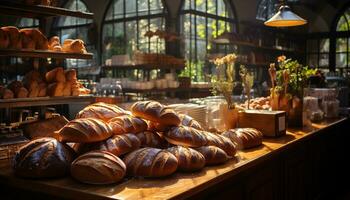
[256,0,299,21]
[102,0,166,62]
[181,0,236,81]
[53,0,94,68]
[335,7,350,69]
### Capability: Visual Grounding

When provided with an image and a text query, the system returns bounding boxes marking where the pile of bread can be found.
[238,97,271,110]
[12,101,263,185]
[0,68,90,99]
[0,26,87,54]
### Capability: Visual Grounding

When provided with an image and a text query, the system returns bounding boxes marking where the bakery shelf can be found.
[0,49,93,60]
[0,96,94,109]
[103,63,185,70]
[0,1,93,19]
[123,88,190,93]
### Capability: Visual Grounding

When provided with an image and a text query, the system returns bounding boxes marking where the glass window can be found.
[102,0,166,62]
[53,0,94,69]
[335,7,350,69]
[181,0,236,81]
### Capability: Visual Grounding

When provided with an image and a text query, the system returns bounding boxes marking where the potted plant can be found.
[178,64,192,88]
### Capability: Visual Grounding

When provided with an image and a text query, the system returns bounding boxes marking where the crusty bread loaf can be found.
[123,147,178,177]
[73,133,141,156]
[62,39,87,53]
[76,102,131,122]
[7,80,23,94]
[37,82,47,97]
[196,146,229,165]
[20,28,48,50]
[167,146,205,172]
[0,87,14,99]
[20,31,36,50]
[108,115,147,135]
[27,81,39,97]
[46,67,66,83]
[62,82,71,96]
[65,69,77,82]
[131,101,181,126]
[148,121,170,132]
[179,114,203,130]
[58,118,113,143]
[47,82,64,97]
[23,116,69,139]
[222,128,263,150]
[13,137,74,178]
[23,70,43,87]
[48,36,61,52]
[202,131,236,157]
[1,26,21,49]
[164,126,207,147]
[71,151,126,185]
[16,87,29,98]
[136,131,167,148]
[0,28,9,49]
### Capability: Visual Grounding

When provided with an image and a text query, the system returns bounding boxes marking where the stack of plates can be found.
[168,104,207,128]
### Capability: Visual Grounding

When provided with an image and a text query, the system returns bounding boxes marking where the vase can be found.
[271,94,303,127]
[220,103,238,130]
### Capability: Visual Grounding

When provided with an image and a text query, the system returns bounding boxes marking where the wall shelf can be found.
[103,63,185,70]
[0,49,93,60]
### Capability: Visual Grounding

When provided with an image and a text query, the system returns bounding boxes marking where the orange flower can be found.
[277,55,286,62]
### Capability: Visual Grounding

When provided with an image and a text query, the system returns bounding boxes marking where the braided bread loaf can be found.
[131,101,181,126]
[135,131,168,148]
[164,126,207,147]
[76,102,130,122]
[123,147,178,177]
[71,151,126,184]
[108,115,147,135]
[202,131,237,157]
[13,137,74,178]
[167,146,205,172]
[222,128,263,149]
[73,133,141,156]
[196,146,229,166]
[58,118,113,143]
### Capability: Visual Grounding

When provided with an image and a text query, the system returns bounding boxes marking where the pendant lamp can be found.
[264,4,307,27]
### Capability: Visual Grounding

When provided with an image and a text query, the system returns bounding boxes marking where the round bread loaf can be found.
[130,101,181,126]
[164,126,207,147]
[202,131,237,157]
[76,102,131,122]
[13,137,74,178]
[123,147,178,177]
[71,151,126,184]
[136,131,168,148]
[196,146,229,165]
[222,128,263,149]
[58,118,113,143]
[167,146,205,172]
[179,114,203,130]
[73,133,141,156]
[108,115,147,135]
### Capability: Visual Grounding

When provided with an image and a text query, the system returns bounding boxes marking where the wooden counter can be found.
[0,118,349,200]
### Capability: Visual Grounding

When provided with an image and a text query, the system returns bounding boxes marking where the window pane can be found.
[336,38,347,53]
[319,53,328,67]
[307,39,318,53]
[196,0,206,13]
[320,39,329,53]
[149,0,164,14]
[308,54,318,68]
[337,15,349,31]
[336,53,347,68]
[207,0,216,15]
[18,18,39,28]
[106,0,123,20]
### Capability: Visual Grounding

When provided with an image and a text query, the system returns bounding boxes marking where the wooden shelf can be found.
[0,1,93,19]
[0,49,93,59]
[103,63,185,70]
[123,88,189,93]
[0,96,94,109]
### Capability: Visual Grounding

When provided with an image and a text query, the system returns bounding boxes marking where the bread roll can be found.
[123,147,178,177]
[108,115,147,135]
[58,118,113,143]
[23,116,68,139]
[136,131,167,148]
[167,146,205,172]
[23,70,43,87]
[202,131,236,157]
[16,87,29,98]
[7,80,23,94]
[27,81,39,98]
[0,88,14,99]
[20,31,36,50]
[65,69,77,82]
[71,151,126,185]
[1,26,21,49]
[20,28,48,50]
[45,67,66,83]
[47,82,64,97]
[62,82,71,96]
[76,102,130,122]
[73,133,141,156]
[222,128,263,150]
[164,126,207,147]
[131,101,181,126]
[196,146,229,165]
[179,114,203,130]
[37,82,47,97]
[62,39,87,53]
[0,28,9,48]
[13,137,74,178]
[48,36,61,51]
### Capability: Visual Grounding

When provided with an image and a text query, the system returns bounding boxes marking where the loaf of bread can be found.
[179,114,203,130]
[0,86,14,99]
[71,151,126,185]
[62,39,87,53]
[123,147,178,177]
[20,28,48,50]
[73,133,141,156]
[13,137,74,178]
[58,118,113,143]
[37,82,47,97]
[47,82,64,97]
[131,101,181,126]
[147,121,170,132]
[23,116,69,139]
[167,146,205,172]
[164,126,207,147]
[65,69,77,82]
[62,82,71,96]
[108,115,147,135]
[27,81,39,98]
[76,102,131,122]
[0,28,9,48]
[222,128,263,149]
[136,131,167,148]
[48,36,61,52]
[202,131,236,157]
[7,80,23,94]
[1,26,21,49]
[45,67,66,83]
[195,146,229,165]
[23,70,43,86]
[16,87,29,98]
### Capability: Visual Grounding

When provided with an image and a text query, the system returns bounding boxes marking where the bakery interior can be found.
[0,0,350,199]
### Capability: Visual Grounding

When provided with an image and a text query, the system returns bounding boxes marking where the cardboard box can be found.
[238,110,286,137]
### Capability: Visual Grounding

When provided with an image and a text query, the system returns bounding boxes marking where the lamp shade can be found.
[264,5,307,27]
